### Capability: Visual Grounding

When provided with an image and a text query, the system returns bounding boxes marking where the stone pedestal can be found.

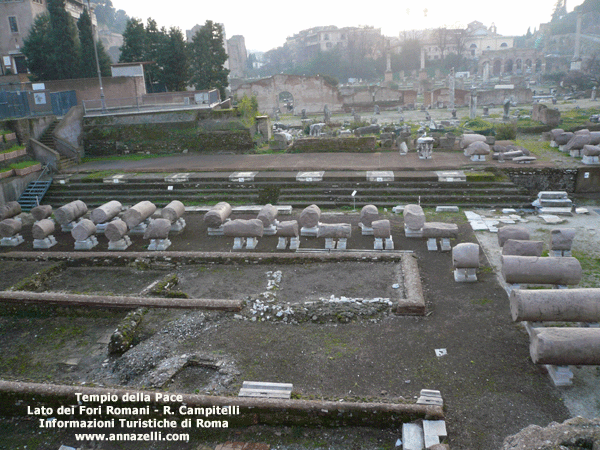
[570,149,583,158]
[207,225,225,236]
[233,237,246,250]
[551,250,572,257]
[263,224,277,236]
[276,236,299,251]
[427,238,438,251]
[148,238,171,251]
[170,218,186,233]
[0,235,24,247]
[61,221,77,232]
[246,237,259,249]
[454,268,477,282]
[337,238,347,250]
[74,235,98,250]
[301,226,319,237]
[385,237,394,250]
[325,238,335,250]
[545,365,574,387]
[582,155,600,165]
[470,154,486,161]
[359,223,374,236]
[405,224,423,238]
[129,219,150,235]
[33,236,57,249]
[108,236,132,251]
[440,238,452,252]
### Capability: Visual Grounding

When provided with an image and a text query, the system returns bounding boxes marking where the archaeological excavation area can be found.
[2,198,597,450]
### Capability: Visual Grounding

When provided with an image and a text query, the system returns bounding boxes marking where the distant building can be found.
[285,25,385,63]
[227,35,247,79]
[1,0,93,76]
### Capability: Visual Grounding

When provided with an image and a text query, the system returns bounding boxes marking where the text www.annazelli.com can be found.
[75,432,189,442]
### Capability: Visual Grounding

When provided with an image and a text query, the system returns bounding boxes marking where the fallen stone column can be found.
[459,133,486,149]
[105,219,131,251]
[91,200,122,224]
[257,203,278,227]
[422,223,458,238]
[144,218,172,240]
[277,220,299,237]
[372,219,391,238]
[404,204,425,237]
[32,218,57,249]
[71,219,96,241]
[452,243,480,282]
[550,228,576,256]
[30,205,52,221]
[224,219,264,237]
[122,201,156,229]
[0,218,22,237]
[144,218,173,250]
[0,201,21,220]
[510,288,600,322]
[529,327,600,365]
[501,256,582,285]
[317,223,352,239]
[299,204,321,229]
[32,219,55,240]
[498,225,530,247]
[502,239,543,257]
[204,202,232,228]
[55,200,88,226]
[162,200,185,223]
[105,219,128,242]
[276,220,300,251]
[372,219,393,250]
[359,205,379,228]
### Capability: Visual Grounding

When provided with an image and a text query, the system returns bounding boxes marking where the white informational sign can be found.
[33,92,46,105]
[3,56,11,67]
[32,83,46,91]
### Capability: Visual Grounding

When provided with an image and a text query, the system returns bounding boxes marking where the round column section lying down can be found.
[510,289,600,322]
[530,328,600,365]
[501,256,582,285]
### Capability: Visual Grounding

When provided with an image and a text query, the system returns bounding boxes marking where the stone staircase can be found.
[38,120,78,171]
[43,171,533,209]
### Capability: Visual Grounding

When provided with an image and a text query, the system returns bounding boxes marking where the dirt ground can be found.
[1,207,589,450]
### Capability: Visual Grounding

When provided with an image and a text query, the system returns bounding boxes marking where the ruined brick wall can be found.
[288,136,376,153]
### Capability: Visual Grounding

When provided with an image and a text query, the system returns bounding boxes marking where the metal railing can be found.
[82,89,221,116]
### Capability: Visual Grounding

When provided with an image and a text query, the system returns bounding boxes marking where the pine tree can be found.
[157,27,189,91]
[143,18,167,92]
[119,18,147,62]
[21,14,54,81]
[78,8,112,79]
[188,20,229,99]
[47,0,80,79]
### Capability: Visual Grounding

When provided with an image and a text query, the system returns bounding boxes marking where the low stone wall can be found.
[0,380,443,427]
[289,136,377,153]
[0,170,42,204]
[502,167,578,194]
[83,109,254,155]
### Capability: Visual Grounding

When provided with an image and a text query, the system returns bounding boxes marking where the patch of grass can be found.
[81,170,119,181]
[572,250,600,288]
[471,297,492,306]
[81,152,174,164]
[8,160,39,169]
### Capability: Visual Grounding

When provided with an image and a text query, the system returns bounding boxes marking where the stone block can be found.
[404,204,425,230]
[0,235,24,247]
[402,423,424,450]
[148,238,171,251]
[427,238,438,251]
[385,237,394,250]
[108,236,132,251]
[74,235,98,251]
[498,226,530,247]
[33,236,57,249]
[502,239,543,257]
[454,268,477,282]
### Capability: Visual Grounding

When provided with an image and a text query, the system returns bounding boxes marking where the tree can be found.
[188,20,229,98]
[551,0,567,22]
[77,8,111,78]
[434,27,450,60]
[144,18,167,91]
[21,14,54,81]
[119,18,146,63]
[157,27,189,91]
[47,0,80,79]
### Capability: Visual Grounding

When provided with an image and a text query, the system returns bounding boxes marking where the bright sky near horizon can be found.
[111,0,585,53]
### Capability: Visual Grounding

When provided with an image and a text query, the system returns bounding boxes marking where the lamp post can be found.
[86,0,107,113]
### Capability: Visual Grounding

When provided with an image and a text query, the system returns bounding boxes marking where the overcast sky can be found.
[111,0,585,53]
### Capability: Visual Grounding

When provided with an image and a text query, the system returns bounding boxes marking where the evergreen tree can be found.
[77,8,111,78]
[47,0,80,79]
[143,18,168,91]
[157,27,189,91]
[21,14,54,81]
[119,18,147,62]
[188,20,229,98]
